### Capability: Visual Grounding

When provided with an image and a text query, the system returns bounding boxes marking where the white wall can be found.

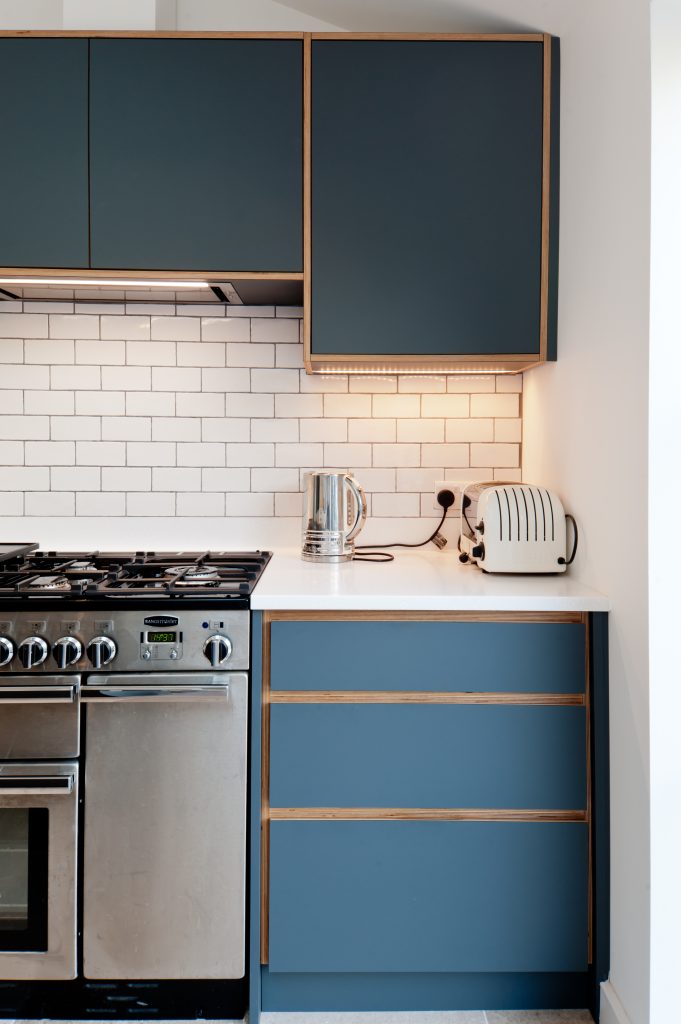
[521,3,651,1023]
[649,3,681,1023]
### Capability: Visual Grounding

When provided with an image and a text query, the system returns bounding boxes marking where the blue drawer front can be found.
[269,621,585,693]
[269,703,586,810]
[268,821,589,974]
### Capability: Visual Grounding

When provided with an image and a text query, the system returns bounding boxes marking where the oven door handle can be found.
[0,684,79,704]
[82,684,229,703]
[0,773,75,795]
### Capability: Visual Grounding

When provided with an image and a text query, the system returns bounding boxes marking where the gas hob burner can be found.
[30,575,71,591]
[166,565,221,585]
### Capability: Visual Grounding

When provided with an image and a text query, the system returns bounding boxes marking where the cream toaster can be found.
[459,482,578,573]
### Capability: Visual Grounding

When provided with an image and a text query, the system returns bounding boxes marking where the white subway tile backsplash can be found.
[52,467,100,491]
[127,441,175,466]
[470,393,520,418]
[0,390,23,414]
[0,339,23,362]
[201,317,250,342]
[0,308,522,523]
[51,416,101,440]
[0,416,49,439]
[226,492,274,516]
[77,492,126,516]
[0,440,24,464]
[76,441,126,465]
[26,390,74,415]
[52,365,100,390]
[275,394,323,419]
[251,318,299,344]
[202,468,250,492]
[471,442,520,467]
[177,342,225,367]
[102,417,151,441]
[176,492,225,516]
[25,491,75,516]
[49,314,99,339]
[227,443,274,467]
[3,365,50,389]
[177,442,226,467]
[227,342,274,367]
[77,391,124,416]
[153,467,201,491]
[127,341,176,366]
[202,418,250,442]
[201,368,250,392]
[126,392,175,416]
[126,492,175,516]
[101,315,150,340]
[0,313,47,338]
[252,468,299,492]
[275,306,304,318]
[300,418,347,442]
[251,368,299,393]
[151,315,199,341]
[373,394,420,418]
[76,339,126,365]
[251,418,298,443]
[421,444,469,468]
[2,466,50,489]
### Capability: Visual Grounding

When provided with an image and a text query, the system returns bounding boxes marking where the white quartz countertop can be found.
[251,548,610,612]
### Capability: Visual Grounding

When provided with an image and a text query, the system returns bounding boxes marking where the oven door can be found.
[0,763,78,980]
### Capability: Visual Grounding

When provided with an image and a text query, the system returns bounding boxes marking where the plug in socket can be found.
[432,481,459,512]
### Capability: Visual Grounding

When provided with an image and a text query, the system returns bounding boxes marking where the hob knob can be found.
[53,636,83,669]
[203,634,232,667]
[0,637,15,667]
[18,636,49,669]
[87,636,117,669]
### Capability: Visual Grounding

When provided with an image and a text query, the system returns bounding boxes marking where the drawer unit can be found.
[269,620,586,693]
[269,703,587,810]
[268,820,589,974]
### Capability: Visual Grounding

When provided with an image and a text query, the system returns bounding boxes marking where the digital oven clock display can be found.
[145,631,177,644]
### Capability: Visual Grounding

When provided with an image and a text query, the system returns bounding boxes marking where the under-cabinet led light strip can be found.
[0,277,212,289]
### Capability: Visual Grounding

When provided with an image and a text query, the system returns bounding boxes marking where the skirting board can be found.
[601,981,634,1024]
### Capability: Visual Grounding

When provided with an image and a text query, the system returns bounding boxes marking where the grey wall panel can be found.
[269,621,586,693]
[311,40,544,357]
[268,820,589,973]
[269,703,587,809]
[0,40,89,268]
[90,40,302,271]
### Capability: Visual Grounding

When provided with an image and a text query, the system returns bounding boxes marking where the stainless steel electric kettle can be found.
[301,470,367,562]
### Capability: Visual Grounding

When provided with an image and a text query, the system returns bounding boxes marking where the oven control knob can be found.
[0,637,15,667]
[203,634,232,667]
[18,636,49,669]
[87,636,117,669]
[53,636,83,669]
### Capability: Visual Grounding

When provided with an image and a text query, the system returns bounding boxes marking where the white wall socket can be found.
[432,481,460,512]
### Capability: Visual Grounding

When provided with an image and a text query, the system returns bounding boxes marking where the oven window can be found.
[0,808,48,951]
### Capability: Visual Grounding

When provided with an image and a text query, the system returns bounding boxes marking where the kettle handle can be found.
[345,475,367,542]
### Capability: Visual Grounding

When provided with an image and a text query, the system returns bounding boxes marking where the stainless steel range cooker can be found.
[0,548,271,1020]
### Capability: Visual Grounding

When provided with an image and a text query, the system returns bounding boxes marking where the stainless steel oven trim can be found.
[0,762,78,981]
[82,684,229,703]
[0,684,78,704]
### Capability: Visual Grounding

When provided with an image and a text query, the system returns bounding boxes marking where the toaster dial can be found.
[472,543,485,560]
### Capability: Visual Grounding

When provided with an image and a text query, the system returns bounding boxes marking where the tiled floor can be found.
[9,1013,594,1024]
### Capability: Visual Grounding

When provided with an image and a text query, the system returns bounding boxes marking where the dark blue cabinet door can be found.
[311,40,545,357]
[270,620,586,693]
[269,821,589,973]
[89,40,303,271]
[0,40,89,268]
[269,704,587,810]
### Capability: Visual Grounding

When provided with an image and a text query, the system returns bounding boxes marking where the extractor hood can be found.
[0,273,303,307]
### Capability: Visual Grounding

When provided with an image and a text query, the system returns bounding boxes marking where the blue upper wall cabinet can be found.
[89,40,303,272]
[0,40,89,268]
[307,36,559,373]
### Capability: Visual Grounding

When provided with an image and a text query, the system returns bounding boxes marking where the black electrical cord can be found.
[558,513,579,566]
[353,490,455,563]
